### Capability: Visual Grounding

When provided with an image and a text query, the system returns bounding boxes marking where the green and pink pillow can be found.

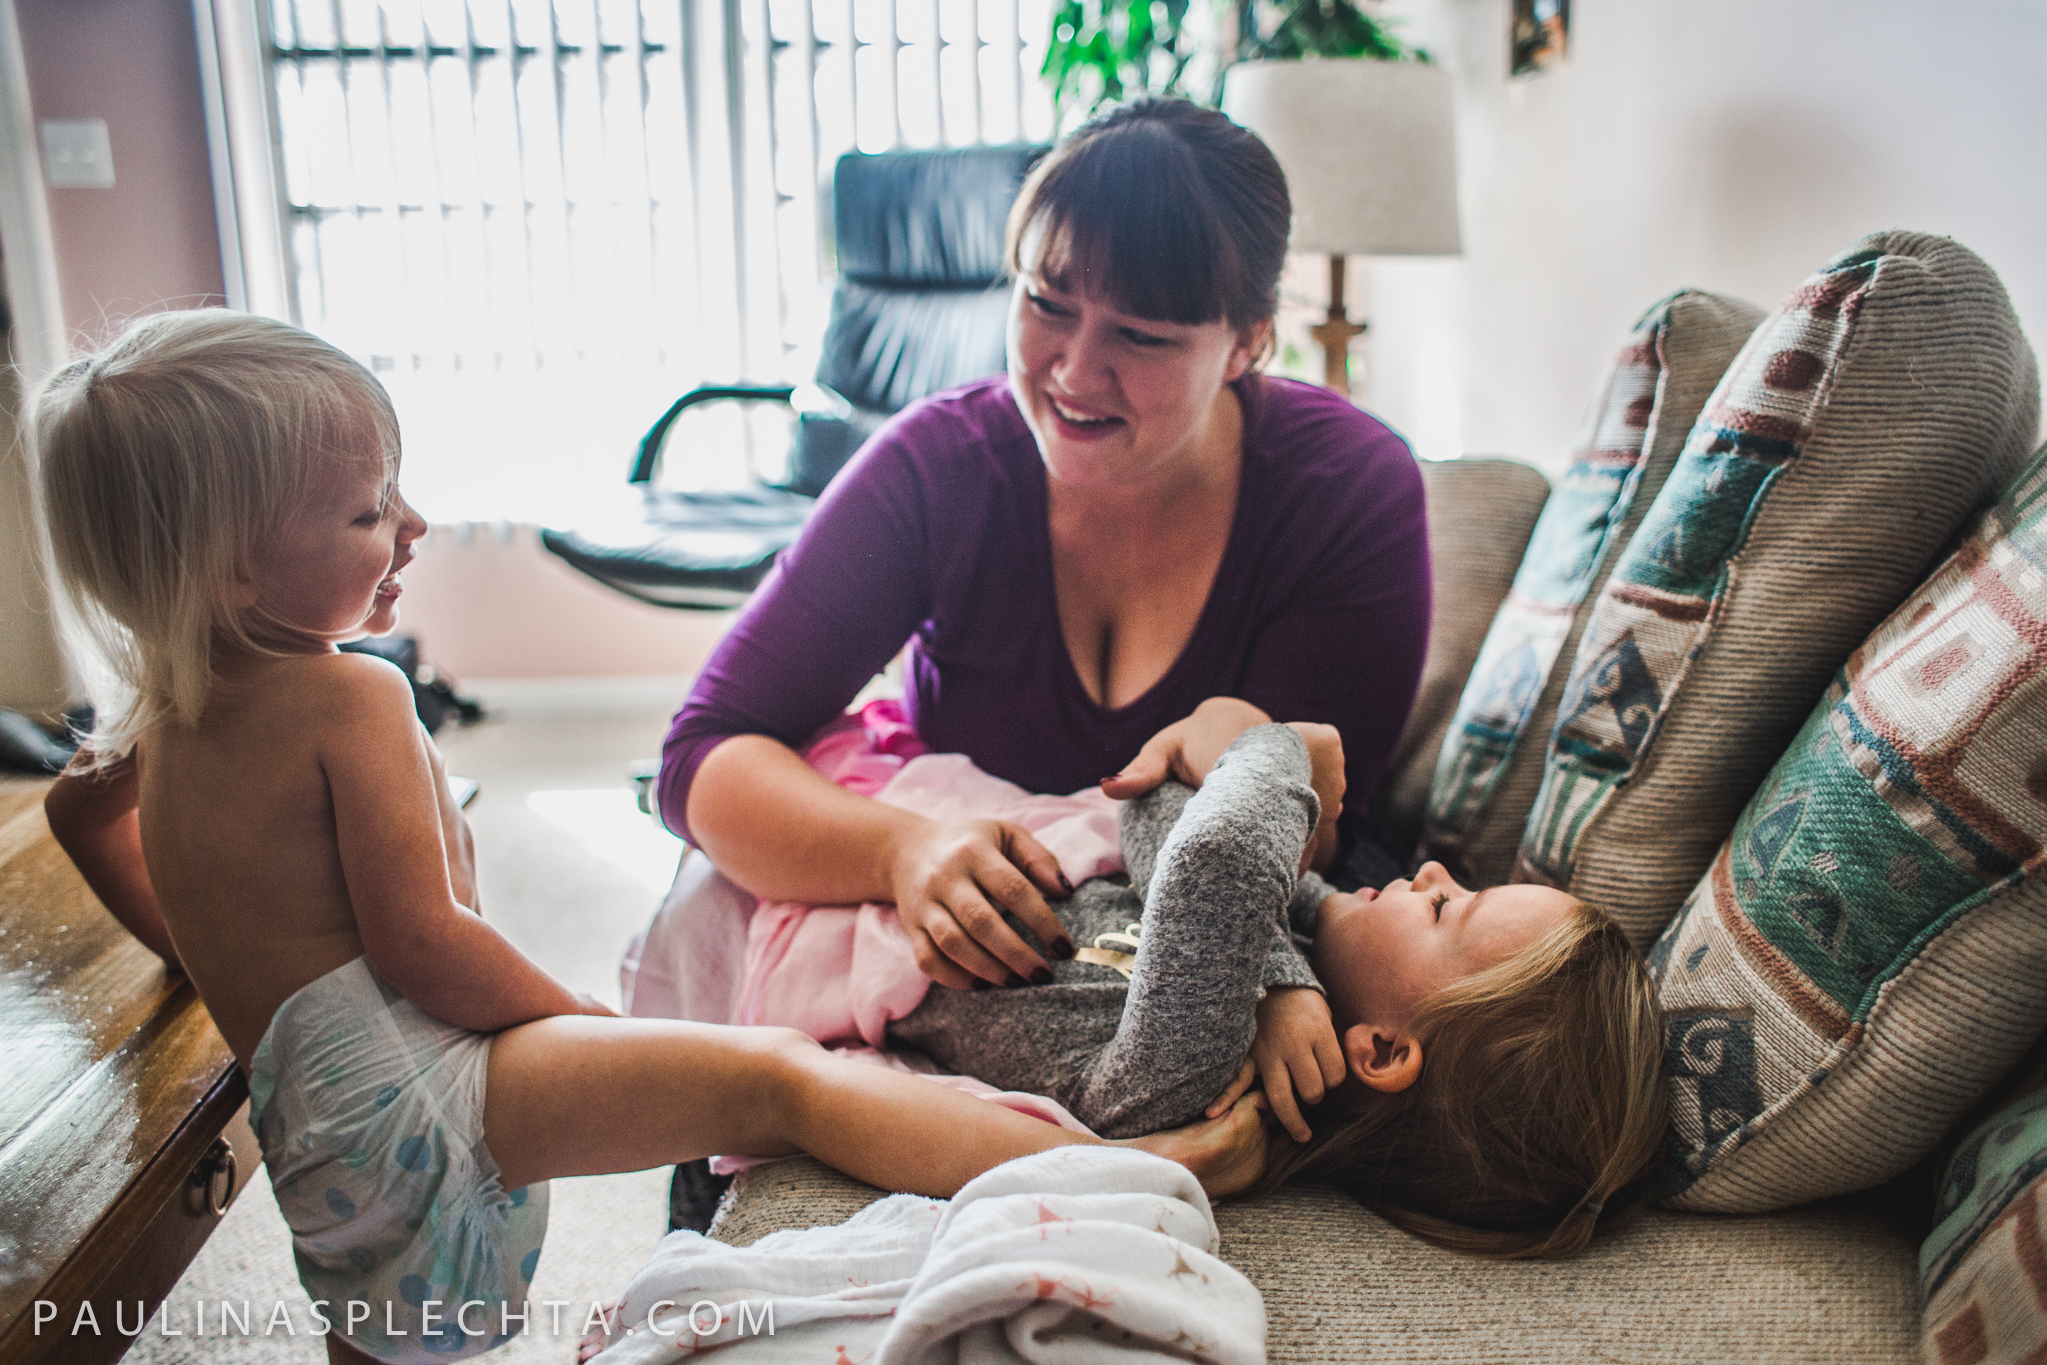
[1424,291,1761,885]
[1520,231,2040,947]
[1652,447,2047,1212]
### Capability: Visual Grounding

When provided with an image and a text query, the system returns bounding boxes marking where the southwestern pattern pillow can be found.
[1519,231,2040,946]
[1920,1049,2047,1365]
[1651,449,2047,1213]
[1373,457,1552,858]
[1424,290,1762,885]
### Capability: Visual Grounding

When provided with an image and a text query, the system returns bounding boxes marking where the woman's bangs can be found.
[1028,157,1236,326]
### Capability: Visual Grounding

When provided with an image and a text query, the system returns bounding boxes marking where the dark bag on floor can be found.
[339,636,483,735]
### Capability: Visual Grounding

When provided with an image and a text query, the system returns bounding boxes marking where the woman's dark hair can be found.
[1004,98,1291,331]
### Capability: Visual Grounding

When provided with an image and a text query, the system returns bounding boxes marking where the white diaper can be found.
[248,956,549,1363]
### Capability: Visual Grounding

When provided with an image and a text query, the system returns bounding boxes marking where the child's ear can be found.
[1342,1022,1423,1094]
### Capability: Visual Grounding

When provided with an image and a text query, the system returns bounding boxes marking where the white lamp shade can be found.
[1223,58,1461,257]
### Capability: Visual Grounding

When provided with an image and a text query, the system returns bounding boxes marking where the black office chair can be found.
[541,145,1045,609]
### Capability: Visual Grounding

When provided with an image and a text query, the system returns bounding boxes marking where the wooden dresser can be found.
[0,778,257,1365]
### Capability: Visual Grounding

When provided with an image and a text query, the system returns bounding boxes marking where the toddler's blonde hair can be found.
[29,310,397,762]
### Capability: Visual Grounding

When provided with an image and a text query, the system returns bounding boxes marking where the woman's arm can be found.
[687,734,1073,989]
[657,414,948,849]
[44,754,182,969]
[666,408,1079,988]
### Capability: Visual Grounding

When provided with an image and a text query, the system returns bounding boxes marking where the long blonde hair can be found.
[1255,898,1668,1259]
[28,311,397,762]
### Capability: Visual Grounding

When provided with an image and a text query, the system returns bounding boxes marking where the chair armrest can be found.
[630,384,798,484]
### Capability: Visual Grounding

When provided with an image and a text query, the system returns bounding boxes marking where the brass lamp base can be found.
[1309,253,1366,394]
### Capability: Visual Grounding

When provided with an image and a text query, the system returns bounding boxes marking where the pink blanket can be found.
[733,705,1125,1048]
[640,702,1122,1173]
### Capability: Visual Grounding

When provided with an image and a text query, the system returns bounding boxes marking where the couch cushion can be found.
[1921,1050,2047,1365]
[1423,290,1763,885]
[1650,447,2047,1214]
[1518,231,2041,947]
[1372,457,1551,856]
[711,1156,1920,1362]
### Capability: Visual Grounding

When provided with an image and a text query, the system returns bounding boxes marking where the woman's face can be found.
[1008,229,1265,493]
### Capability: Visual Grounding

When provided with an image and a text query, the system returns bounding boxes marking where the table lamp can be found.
[1222,58,1462,392]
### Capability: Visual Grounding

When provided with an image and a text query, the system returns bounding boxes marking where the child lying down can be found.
[30,311,1267,1365]
[737,697,1671,1261]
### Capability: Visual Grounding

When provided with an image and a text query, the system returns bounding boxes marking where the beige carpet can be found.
[125,695,686,1363]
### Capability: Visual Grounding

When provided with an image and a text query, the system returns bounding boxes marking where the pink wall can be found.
[17,0,225,343]
[395,526,737,680]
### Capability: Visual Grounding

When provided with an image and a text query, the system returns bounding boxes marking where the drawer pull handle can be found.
[193,1138,237,1216]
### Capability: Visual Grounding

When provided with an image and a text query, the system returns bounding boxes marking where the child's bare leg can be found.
[482,1016,1098,1195]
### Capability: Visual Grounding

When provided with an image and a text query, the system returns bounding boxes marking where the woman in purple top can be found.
[663,98,1430,996]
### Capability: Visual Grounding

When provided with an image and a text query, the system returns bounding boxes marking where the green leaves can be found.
[1238,0,1420,62]
[1039,0,1424,128]
[1041,0,1197,123]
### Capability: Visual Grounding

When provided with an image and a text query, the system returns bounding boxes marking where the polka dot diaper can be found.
[249,956,549,1363]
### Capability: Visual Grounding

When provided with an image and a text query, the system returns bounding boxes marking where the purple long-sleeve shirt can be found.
[660,373,1431,848]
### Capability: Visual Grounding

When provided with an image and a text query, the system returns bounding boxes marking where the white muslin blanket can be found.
[589,1147,1265,1364]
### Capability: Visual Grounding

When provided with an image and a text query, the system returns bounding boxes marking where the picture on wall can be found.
[1510,0,1569,77]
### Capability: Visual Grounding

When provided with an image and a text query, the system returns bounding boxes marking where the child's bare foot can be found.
[1121,1092,1274,1199]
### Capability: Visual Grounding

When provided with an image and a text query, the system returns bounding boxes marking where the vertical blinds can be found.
[266,0,1054,518]
[271,0,1055,376]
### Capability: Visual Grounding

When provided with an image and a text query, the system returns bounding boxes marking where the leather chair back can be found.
[791,145,1042,494]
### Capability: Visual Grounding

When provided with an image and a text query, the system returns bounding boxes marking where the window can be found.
[266,0,1055,521]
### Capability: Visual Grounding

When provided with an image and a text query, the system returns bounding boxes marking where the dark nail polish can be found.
[1030,966,1053,985]
[1053,937,1075,960]
[972,978,991,991]
[1057,872,1074,895]
[1007,973,1027,988]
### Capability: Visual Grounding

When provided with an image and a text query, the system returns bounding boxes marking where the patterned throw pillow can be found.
[1423,291,1763,885]
[1371,457,1552,858]
[1651,449,2047,1213]
[1920,1048,2047,1365]
[1519,231,2041,946]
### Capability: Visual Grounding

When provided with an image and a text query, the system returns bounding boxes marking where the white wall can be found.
[1348,0,2047,472]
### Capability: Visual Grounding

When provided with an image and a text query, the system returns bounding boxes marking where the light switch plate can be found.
[40,118,115,189]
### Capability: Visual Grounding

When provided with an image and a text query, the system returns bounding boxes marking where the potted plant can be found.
[1040,0,1424,127]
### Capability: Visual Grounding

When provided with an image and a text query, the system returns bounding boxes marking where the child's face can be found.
[248,439,426,648]
[1312,862,1575,1037]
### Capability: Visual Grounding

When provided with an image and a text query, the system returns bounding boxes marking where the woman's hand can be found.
[888,818,1075,990]
[1206,986,1347,1144]
[1102,699,1345,873]
[1100,696,1274,800]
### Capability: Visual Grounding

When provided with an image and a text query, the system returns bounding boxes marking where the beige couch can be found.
[702,457,1929,1363]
